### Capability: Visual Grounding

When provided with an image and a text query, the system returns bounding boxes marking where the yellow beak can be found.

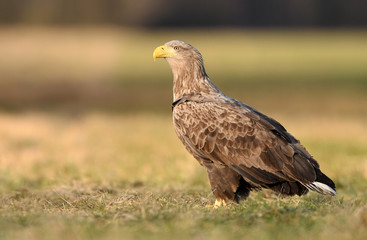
[153,45,177,60]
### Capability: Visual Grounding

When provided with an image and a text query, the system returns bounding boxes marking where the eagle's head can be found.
[155,40,205,62]
[153,40,205,77]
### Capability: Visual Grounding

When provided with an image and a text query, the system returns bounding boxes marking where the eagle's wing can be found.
[173,99,324,190]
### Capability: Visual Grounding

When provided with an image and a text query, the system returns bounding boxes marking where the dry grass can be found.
[0,112,203,191]
[0,112,366,190]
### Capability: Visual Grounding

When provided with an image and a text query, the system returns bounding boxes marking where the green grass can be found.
[1,185,366,240]
[0,27,367,239]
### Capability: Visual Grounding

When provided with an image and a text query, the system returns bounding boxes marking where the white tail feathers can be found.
[304,182,337,196]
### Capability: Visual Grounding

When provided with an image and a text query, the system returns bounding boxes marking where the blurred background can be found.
[0,0,366,191]
[0,0,367,112]
[1,2,367,239]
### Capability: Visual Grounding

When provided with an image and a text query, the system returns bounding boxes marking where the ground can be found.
[0,28,366,240]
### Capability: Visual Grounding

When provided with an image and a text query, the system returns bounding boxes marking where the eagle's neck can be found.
[168,58,221,101]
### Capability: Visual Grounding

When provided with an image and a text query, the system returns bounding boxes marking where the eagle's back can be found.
[172,96,335,196]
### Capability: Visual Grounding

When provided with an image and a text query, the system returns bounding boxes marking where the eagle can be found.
[153,40,336,207]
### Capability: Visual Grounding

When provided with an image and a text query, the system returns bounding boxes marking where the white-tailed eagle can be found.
[153,40,336,207]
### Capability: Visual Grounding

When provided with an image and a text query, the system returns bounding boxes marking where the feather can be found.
[305,182,337,196]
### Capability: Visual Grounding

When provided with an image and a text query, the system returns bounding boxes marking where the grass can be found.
[0,27,367,239]
[1,185,365,240]
[0,112,366,240]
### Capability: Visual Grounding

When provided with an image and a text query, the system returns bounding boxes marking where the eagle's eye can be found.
[173,46,180,51]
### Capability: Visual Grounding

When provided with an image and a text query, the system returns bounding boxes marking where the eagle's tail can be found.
[305,182,336,196]
[304,171,336,196]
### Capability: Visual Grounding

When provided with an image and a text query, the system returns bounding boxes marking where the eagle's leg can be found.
[204,164,250,206]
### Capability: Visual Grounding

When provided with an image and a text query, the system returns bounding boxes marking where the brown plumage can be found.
[153,40,336,206]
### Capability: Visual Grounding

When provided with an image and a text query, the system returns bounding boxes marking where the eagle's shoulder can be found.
[173,95,293,145]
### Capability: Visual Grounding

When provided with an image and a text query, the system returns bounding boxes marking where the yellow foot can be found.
[214,199,227,208]
[204,199,227,208]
